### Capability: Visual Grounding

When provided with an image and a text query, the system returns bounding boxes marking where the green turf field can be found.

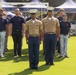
[0,36,76,75]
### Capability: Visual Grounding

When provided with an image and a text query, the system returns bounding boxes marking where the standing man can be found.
[60,14,71,58]
[25,9,43,69]
[56,8,65,56]
[57,8,65,21]
[42,7,60,65]
[0,8,8,58]
[2,12,9,53]
[9,9,25,58]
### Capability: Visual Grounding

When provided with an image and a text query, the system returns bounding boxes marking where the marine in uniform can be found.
[25,9,43,69]
[42,7,60,65]
[9,9,25,58]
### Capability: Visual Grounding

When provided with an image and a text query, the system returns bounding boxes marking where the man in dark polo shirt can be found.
[60,13,71,58]
[0,11,8,58]
[57,9,65,22]
[2,12,10,53]
[9,8,25,58]
[56,8,65,56]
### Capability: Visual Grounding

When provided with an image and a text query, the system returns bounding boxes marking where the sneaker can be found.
[64,55,69,58]
[16,55,19,57]
[13,56,17,58]
[1,53,4,58]
[18,55,21,57]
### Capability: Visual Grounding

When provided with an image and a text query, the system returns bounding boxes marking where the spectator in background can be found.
[60,13,71,58]
[2,11,14,53]
[9,9,25,58]
[57,8,65,21]
[56,8,66,56]
[56,11,60,18]
[0,8,8,58]
[2,12,9,53]
[19,12,24,18]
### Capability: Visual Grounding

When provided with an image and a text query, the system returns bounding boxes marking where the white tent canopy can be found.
[0,0,16,11]
[20,0,48,11]
[21,4,47,8]
[7,12,15,16]
[2,4,15,8]
[31,0,40,3]
[56,0,76,8]
[55,0,76,13]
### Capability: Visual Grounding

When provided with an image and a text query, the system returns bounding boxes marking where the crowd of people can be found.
[0,7,71,70]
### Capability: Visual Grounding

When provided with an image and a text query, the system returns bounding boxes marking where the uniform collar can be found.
[31,18,37,22]
[46,16,54,21]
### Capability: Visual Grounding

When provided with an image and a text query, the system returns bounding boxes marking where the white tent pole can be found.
[41,7,42,19]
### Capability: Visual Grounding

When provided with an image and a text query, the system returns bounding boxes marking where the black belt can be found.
[61,34,68,35]
[29,34,39,37]
[45,32,55,34]
[13,30,21,32]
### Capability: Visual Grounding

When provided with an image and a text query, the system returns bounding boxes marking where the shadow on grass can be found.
[54,56,65,62]
[8,64,51,75]
[0,49,13,61]
[0,49,28,62]
[0,49,65,62]
[39,50,65,62]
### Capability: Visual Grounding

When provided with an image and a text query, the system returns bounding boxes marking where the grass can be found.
[0,36,76,75]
